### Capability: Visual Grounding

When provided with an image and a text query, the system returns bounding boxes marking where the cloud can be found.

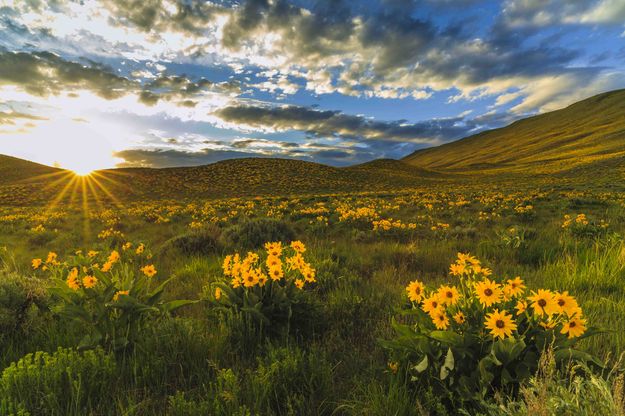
[215,104,472,143]
[0,109,47,125]
[114,148,264,167]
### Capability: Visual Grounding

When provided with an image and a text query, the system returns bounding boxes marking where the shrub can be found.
[159,225,223,257]
[383,253,603,411]
[222,218,296,250]
[0,347,116,416]
[43,247,195,350]
[0,272,48,343]
[210,241,320,348]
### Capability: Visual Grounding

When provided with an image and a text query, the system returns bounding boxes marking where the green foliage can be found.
[47,249,195,351]
[223,218,296,249]
[0,272,48,344]
[159,225,223,257]
[0,348,116,416]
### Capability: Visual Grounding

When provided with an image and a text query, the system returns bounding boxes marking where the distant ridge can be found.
[403,89,625,174]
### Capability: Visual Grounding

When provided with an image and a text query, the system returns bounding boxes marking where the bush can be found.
[0,272,48,343]
[383,253,603,411]
[222,218,296,250]
[160,225,223,257]
[0,347,116,416]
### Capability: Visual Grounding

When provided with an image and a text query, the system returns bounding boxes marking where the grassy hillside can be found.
[0,156,446,205]
[0,154,63,182]
[404,89,625,174]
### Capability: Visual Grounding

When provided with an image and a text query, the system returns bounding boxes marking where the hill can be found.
[403,89,625,175]
[0,154,63,182]
[0,156,445,205]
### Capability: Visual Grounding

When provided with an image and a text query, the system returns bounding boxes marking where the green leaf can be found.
[413,355,429,373]
[440,348,454,380]
[429,330,463,346]
[161,299,198,313]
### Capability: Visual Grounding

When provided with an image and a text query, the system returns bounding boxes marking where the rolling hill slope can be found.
[403,89,625,174]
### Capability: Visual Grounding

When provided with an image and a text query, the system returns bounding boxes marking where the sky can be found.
[0,0,624,173]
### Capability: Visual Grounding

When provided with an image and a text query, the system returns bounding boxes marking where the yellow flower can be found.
[540,320,556,330]
[264,242,283,257]
[406,280,425,303]
[504,277,525,298]
[302,267,316,283]
[295,278,304,289]
[453,311,466,324]
[122,242,132,250]
[136,244,145,254]
[242,271,258,288]
[437,285,461,306]
[82,275,98,288]
[88,250,98,258]
[484,309,517,339]
[215,287,222,300]
[113,290,129,301]
[231,276,242,288]
[46,252,58,264]
[388,361,399,374]
[223,255,233,275]
[449,263,465,276]
[432,309,449,329]
[107,250,120,264]
[269,266,284,281]
[140,264,157,278]
[266,255,282,269]
[31,258,42,269]
[474,278,502,307]
[101,261,113,273]
[290,240,306,253]
[66,275,80,291]
[528,289,559,317]
[421,294,442,316]
[515,300,527,315]
[561,316,587,339]
[553,291,579,316]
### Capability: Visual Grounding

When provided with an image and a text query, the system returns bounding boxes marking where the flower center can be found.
[558,299,565,306]
[484,288,493,296]
[538,299,547,307]
[569,321,576,328]
[446,292,453,298]
[496,320,505,328]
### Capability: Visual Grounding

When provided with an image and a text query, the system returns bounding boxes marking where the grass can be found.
[1,161,625,414]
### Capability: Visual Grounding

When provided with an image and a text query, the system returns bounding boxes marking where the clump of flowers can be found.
[211,240,318,343]
[385,252,601,410]
[562,213,609,239]
[42,244,193,351]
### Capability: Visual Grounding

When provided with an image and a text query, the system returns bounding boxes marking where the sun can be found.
[70,166,95,176]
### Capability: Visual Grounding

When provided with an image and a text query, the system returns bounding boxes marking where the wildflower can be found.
[540,320,556,330]
[266,255,282,269]
[553,291,579,316]
[406,280,425,303]
[46,252,58,264]
[136,244,145,255]
[449,263,465,276]
[290,240,306,253]
[215,287,222,300]
[66,274,80,291]
[31,258,42,269]
[422,294,442,316]
[140,264,157,278]
[88,250,98,258]
[453,311,466,324]
[295,278,304,289]
[82,275,98,288]
[107,250,120,263]
[242,271,258,288]
[122,242,132,250]
[388,361,399,374]
[437,285,461,306]
[223,255,233,275]
[264,242,282,257]
[485,309,517,339]
[302,267,316,283]
[269,266,284,281]
[474,278,502,307]
[432,309,449,330]
[113,290,129,301]
[231,276,242,288]
[515,300,527,315]
[504,276,525,298]
[101,261,113,272]
[528,289,559,317]
[561,316,587,339]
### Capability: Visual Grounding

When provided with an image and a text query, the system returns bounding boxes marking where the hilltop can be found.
[403,89,625,176]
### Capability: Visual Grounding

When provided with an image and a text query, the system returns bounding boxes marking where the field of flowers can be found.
[0,184,624,415]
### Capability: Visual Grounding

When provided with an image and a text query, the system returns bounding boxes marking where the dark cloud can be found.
[114,148,274,168]
[215,104,472,143]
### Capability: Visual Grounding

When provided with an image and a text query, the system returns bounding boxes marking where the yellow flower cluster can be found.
[372,218,417,231]
[222,241,314,290]
[406,253,587,340]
